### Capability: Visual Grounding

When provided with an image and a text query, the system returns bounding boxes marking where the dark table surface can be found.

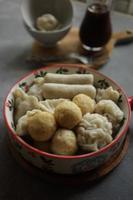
[1,0,133,199]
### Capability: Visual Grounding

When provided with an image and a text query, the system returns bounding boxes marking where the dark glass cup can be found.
[79,0,112,52]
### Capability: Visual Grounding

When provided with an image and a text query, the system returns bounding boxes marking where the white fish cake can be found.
[13,88,48,123]
[28,77,44,100]
[76,113,113,152]
[96,86,120,102]
[44,73,94,85]
[16,114,28,136]
[95,99,124,125]
[42,83,96,99]
[40,98,67,113]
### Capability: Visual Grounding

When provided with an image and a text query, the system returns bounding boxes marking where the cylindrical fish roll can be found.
[44,73,94,85]
[43,83,96,99]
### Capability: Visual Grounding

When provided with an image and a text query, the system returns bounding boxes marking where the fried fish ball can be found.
[27,110,57,142]
[72,94,95,115]
[51,129,77,155]
[36,14,59,31]
[54,100,82,129]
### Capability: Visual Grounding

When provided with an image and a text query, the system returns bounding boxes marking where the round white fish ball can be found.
[36,14,59,31]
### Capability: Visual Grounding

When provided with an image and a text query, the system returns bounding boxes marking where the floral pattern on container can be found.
[34,71,47,78]
[72,153,108,174]
[19,82,29,93]
[40,156,54,172]
[6,99,14,111]
[56,67,69,74]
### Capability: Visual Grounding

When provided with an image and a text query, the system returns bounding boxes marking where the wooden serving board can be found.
[29,27,133,69]
[8,133,129,186]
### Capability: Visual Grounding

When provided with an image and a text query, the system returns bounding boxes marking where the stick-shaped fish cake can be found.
[44,73,94,85]
[43,83,96,99]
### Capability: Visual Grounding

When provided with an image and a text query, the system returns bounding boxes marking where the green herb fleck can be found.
[34,71,47,78]
[56,68,69,74]
[96,79,109,89]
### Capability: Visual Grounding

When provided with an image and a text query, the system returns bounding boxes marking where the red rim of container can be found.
[3,64,131,160]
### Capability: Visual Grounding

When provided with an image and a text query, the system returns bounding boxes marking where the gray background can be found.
[0,0,133,199]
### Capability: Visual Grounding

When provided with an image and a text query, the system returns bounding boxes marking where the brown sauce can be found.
[79,3,112,49]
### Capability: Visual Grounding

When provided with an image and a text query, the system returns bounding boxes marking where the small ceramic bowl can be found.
[4,64,133,175]
[21,0,73,47]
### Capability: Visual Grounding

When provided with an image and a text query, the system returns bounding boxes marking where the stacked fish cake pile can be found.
[13,73,124,156]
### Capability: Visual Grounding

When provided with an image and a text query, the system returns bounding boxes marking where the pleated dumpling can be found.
[95,100,124,125]
[96,86,120,102]
[13,88,47,123]
[40,98,67,113]
[76,113,112,152]
[28,77,44,100]
[16,114,28,136]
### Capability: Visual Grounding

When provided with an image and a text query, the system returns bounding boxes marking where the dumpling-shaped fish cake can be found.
[76,113,112,152]
[51,129,77,155]
[96,86,120,102]
[54,100,82,129]
[40,98,67,113]
[95,100,124,125]
[16,114,28,136]
[72,94,95,115]
[28,77,44,100]
[13,88,47,123]
[27,110,57,142]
